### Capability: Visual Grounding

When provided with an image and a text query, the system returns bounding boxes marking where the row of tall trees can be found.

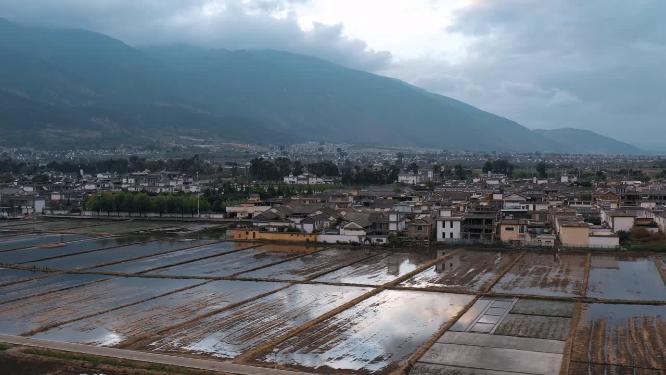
[48,155,212,175]
[482,159,516,176]
[84,192,210,215]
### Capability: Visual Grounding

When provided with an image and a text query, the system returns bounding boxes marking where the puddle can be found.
[492,253,586,297]
[401,251,518,292]
[145,283,370,359]
[586,255,666,301]
[256,290,473,373]
[32,280,285,346]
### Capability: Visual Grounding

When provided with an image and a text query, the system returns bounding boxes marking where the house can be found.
[406,216,433,242]
[594,190,621,208]
[501,193,530,218]
[600,209,637,232]
[340,221,367,236]
[498,219,528,244]
[436,209,462,242]
[561,175,578,184]
[557,218,590,248]
[461,211,497,241]
[283,173,328,185]
[398,172,420,185]
[388,211,407,232]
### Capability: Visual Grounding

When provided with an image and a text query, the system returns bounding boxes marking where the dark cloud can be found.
[385,0,666,150]
[1,0,392,71]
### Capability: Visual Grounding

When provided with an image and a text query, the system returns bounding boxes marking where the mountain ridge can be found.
[0,18,644,154]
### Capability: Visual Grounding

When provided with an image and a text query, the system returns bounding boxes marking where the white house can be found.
[436,209,462,242]
[388,211,407,232]
[398,172,420,185]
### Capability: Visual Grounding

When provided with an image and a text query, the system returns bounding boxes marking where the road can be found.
[0,334,311,375]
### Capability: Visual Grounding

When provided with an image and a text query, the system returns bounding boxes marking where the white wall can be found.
[316,234,362,244]
[436,219,461,242]
[589,235,620,248]
[612,216,635,232]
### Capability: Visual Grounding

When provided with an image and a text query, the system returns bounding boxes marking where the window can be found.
[505,227,515,231]
[417,225,423,231]
[449,221,453,228]
[450,232,454,238]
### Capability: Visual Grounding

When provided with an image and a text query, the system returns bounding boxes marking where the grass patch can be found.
[0,342,12,351]
[620,228,666,252]
[21,348,213,374]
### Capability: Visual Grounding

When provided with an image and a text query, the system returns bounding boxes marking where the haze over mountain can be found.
[0,19,643,154]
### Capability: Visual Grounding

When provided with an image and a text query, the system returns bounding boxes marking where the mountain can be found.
[0,19,643,153]
[534,128,642,155]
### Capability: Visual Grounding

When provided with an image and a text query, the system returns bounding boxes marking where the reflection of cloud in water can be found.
[270,290,473,372]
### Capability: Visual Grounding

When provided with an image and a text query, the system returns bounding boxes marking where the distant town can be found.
[2,142,666,251]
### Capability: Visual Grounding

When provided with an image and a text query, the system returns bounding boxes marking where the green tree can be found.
[536,162,548,178]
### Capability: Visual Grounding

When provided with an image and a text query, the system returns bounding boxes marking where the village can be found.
[1,153,665,374]
[2,150,666,251]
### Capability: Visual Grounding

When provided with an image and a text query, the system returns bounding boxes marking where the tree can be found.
[482,161,493,174]
[274,157,292,177]
[307,160,339,177]
[406,162,419,174]
[483,159,515,176]
[536,162,548,178]
[454,165,467,180]
[249,158,280,181]
[292,161,304,175]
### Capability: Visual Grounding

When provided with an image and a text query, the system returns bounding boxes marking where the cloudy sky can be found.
[4,0,665,150]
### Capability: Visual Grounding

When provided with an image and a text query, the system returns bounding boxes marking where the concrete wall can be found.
[559,226,589,248]
[611,216,635,232]
[589,235,620,248]
[499,224,525,243]
[228,229,317,242]
[317,234,363,244]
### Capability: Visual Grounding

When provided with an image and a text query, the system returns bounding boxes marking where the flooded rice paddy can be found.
[90,241,254,273]
[586,255,666,300]
[0,236,142,264]
[571,303,665,371]
[145,245,315,277]
[0,267,43,285]
[313,251,435,285]
[254,290,473,373]
[33,280,286,347]
[236,247,376,281]
[0,272,108,304]
[144,283,371,359]
[0,276,201,335]
[400,250,518,291]
[0,219,664,374]
[0,233,88,251]
[26,239,216,270]
[492,253,587,297]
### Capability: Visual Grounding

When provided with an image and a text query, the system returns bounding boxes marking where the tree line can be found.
[85,192,210,216]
